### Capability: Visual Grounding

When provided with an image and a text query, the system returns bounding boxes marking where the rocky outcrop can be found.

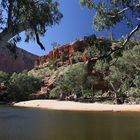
[0,46,38,73]
[30,37,113,100]
[34,36,114,68]
[29,65,66,99]
[34,39,89,67]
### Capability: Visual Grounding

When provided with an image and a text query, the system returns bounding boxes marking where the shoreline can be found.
[14,100,140,112]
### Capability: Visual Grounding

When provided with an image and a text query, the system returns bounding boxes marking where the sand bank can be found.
[14,100,140,112]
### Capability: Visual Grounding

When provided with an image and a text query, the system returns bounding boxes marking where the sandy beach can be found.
[13,100,140,112]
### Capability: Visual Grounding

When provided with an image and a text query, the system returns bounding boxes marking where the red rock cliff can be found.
[35,39,88,66]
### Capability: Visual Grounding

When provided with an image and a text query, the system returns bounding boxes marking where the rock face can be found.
[0,46,38,73]
[34,37,113,67]
[29,65,67,99]
[30,37,113,100]
[34,39,89,66]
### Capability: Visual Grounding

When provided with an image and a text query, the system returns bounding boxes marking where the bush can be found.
[82,90,93,99]
[103,44,140,99]
[59,63,86,94]
[7,72,42,102]
[49,86,62,99]
[0,71,9,85]
[133,75,140,88]
[60,53,69,62]
[73,51,82,62]
[47,59,57,69]
[126,88,140,98]
[52,63,87,99]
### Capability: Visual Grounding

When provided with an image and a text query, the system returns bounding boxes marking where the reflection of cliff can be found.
[0,47,38,73]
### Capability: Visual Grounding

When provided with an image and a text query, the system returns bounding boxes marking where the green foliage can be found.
[84,36,113,62]
[80,0,94,9]
[105,44,140,98]
[62,62,86,91]
[47,59,57,69]
[95,60,109,71]
[53,63,87,99]
[94,90,103,97]
[73,51,82,62]
[0,0,63,49]
[105,66,123,92]
[80,0,139,31]
[133,75,140,89]
[82,90,93,98]
[126,88,140,98]
[115,45,140,81]
[85,46,99,58]
[7,71,42,102]
[60,53,69,62]
[0,71,9,85]
[49,86,62,99]
[80,0,140,47]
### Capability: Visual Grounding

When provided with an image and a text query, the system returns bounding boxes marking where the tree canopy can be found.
[0,0,63,50]
[80,0,140,46]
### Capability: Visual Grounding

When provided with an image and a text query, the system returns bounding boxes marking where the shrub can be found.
[47,59,57,69]
[82,90,93,99]
[126,88,140,98]
[49,86,62,99]
[0,71,9,85]
[60,53,69,62]
[104,44,140,99]
[54,63,87,99]
[133,75,140,89]
[73,51,82,62]
[7,72,42,102]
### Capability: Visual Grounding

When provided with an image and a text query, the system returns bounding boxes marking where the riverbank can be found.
[13,100,140,112]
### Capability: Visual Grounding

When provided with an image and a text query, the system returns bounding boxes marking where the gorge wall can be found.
[34,35,109,67]
[30,36,112,99]
[34,39,89,67]
[0,46,38,73]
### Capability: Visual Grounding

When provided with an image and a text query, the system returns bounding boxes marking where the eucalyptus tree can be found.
[0,0,63,51]
[80,0,140,51]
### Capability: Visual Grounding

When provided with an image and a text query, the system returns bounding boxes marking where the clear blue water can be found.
[1,105,140,140]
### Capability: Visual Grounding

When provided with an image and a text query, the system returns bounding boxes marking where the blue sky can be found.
[17,0,134,56]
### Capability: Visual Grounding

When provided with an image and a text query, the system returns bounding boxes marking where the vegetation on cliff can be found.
[0,37,140,104]
[28,37,140,104]
[0,1,139,105]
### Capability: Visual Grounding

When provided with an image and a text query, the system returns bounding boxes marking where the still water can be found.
[0,105,140,140]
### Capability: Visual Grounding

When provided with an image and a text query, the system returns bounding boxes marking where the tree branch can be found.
[0,22,30,45]
[96,23,140,61]
[0,23,46,51]
[109,4,140,18]
[7,0,13,28]
[133,64,140,72]
[123,23,140,46]
[118,7,129,15]
[34,26,45,50]
[120,4,140,14]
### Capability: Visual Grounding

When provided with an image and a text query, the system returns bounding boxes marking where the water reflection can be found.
[0,106,140,140]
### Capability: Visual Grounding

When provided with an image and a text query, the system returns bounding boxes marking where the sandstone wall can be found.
[0,46,38,73]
